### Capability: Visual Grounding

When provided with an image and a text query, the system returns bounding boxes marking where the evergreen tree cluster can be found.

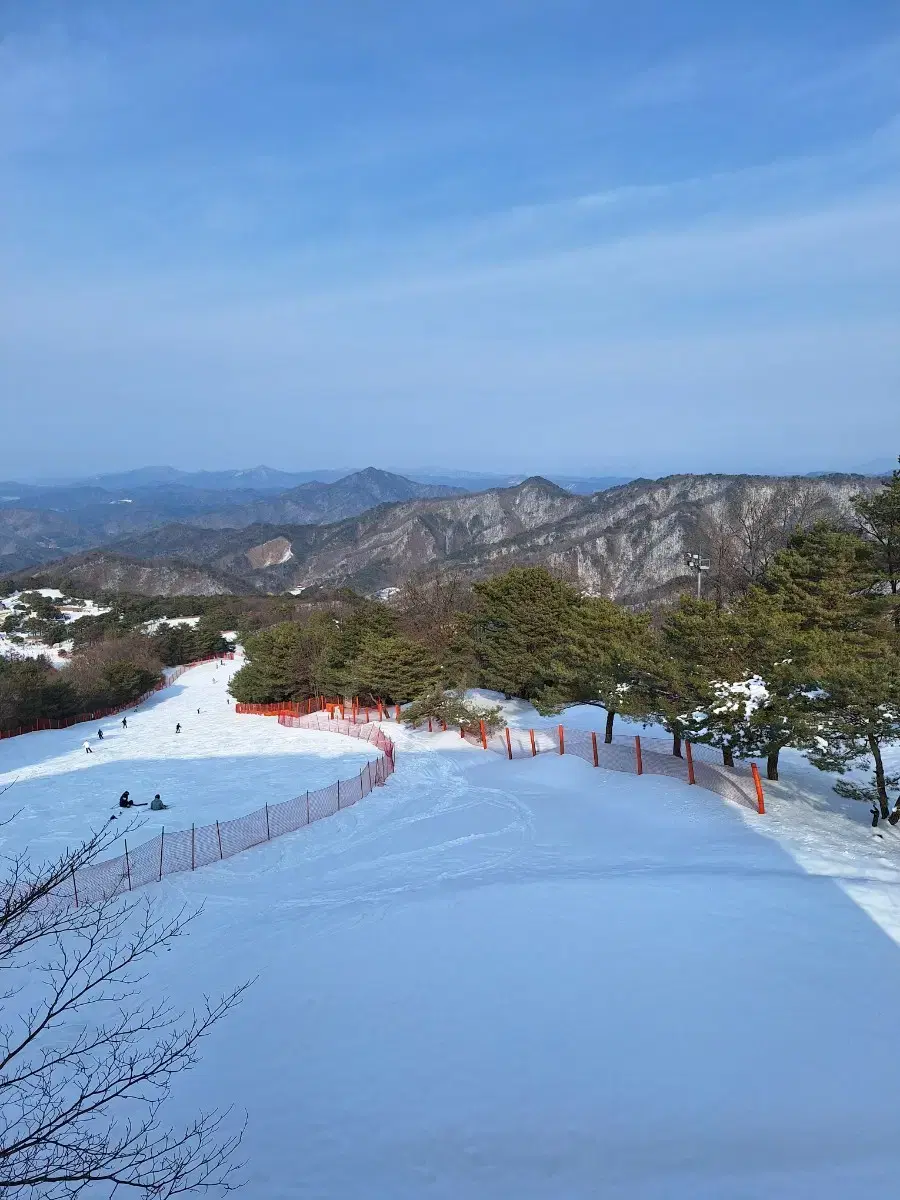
[230,463,900,816]
[0,634,164,733]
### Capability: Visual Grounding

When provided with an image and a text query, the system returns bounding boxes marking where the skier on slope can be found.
[83,740,92,754]
[175,723,181,734]
[97,729,104,740]
[122,716,127,728]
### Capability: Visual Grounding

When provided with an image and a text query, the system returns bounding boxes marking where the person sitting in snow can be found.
[119,791,132,808]
[150,794,169,811]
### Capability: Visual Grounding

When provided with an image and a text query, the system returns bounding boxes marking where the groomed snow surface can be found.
[3,661,900,1198]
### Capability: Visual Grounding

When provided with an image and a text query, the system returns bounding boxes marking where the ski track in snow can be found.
[4,661,900,1198]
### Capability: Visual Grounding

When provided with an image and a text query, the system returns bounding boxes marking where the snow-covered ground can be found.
[4,665,900,1197]
[0,589,111,661]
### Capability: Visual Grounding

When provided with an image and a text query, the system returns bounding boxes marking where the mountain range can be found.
[12,471,882,606]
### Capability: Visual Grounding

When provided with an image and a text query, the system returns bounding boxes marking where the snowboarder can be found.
[175,723,181,733]
[150,794,169,811]
[122,716,127,728]
[97,729,104,740]
[118,791,146,809]
[83,740,92,754]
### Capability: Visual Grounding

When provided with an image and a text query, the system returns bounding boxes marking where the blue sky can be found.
[1,0,899,479]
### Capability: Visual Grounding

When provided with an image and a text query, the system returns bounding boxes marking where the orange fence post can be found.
[395,704,401,721]
[751,763,766,814]
[505,727,513,760]
[634,735,643,775]
[685,741,696,785]
[460,725,465,738]
[479,719,488,750]
[428,717,433,733]
[530,729,537,757]
[558,725,565,754]
[591,730,599,767]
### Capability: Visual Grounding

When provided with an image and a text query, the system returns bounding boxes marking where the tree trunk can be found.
[604,709,615,744]
[672,733,682,758]
[766,750,780,781]
[868,730,890,819]
[722,747,735,769]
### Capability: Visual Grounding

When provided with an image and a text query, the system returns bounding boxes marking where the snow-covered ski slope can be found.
[4,663,900,1197]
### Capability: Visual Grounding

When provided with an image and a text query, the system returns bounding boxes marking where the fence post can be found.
[337,779,341,810]
[460,724,465,738]
[265,803,271,840]
[479,719,488,750]
[395,704,401,721]
[558,725,565,755]
[634,735,643,775]
[530,729,537,757]
[124,840,132,890]
[159,828,164,881]
[428,717,433,733]
[750,763,766,814]
[591,730,599,767]
[685,741,696,785]
[306,791,311,823]
[71,865,79,908]
[505,727,513,760]
[191,824,196,869]
[360,770,364,799]
[216,820,223,859]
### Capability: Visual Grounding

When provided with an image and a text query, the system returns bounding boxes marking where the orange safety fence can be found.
[54,710,395,907]
[0,653,235,740]
[406,715,766,815]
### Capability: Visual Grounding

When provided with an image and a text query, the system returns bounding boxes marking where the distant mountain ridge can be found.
[16,471,884,603]
[0,468,467,574]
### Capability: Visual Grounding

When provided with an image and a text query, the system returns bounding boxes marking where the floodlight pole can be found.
[686,552,711,599]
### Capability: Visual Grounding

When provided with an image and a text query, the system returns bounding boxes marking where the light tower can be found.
[685,551,710,599]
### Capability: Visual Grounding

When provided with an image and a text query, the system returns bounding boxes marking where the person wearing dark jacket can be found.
[97,729,104,740]
[122,716,127,728]
[118,791,146,809]
[175,723,181,734]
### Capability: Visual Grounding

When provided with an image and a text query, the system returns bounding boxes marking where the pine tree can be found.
[854,457,900,631]
[350,634,440,703]
[805,633,900,818]
[540,595,653,742]
[229,620,333,703]
[470,567,580,699]
[763,522,900,811]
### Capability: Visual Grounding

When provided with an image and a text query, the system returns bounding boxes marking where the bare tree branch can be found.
[0,825,249,1197]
